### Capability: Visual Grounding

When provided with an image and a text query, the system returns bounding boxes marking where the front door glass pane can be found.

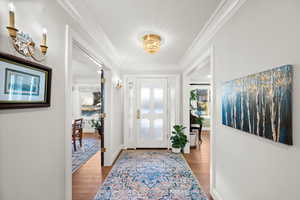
[153,119,163,141]
[141,88,150,114]
[140,119,150,139]
[154,88,163,114]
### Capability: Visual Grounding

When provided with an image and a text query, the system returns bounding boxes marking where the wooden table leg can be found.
[198,128,202,144]
[79,129,83,147]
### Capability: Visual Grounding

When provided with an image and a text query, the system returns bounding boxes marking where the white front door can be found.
[136,78,168,148]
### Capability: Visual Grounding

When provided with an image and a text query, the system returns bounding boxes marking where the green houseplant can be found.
[170,125,188,153]
[89,119,101,134]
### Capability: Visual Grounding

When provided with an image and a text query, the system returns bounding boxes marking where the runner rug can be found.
[94,151,208,200]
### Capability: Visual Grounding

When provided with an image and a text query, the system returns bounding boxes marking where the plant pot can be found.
[172,147,181,153]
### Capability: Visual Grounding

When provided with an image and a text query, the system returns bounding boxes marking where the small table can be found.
[190,124,202,147]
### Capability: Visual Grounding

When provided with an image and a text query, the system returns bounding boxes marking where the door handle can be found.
[137,109,141,119]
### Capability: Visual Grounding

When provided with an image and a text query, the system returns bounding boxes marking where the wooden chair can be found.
[72,118,83,151]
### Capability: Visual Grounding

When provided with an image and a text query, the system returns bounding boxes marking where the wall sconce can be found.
[115,80,123,89]
[6,3,48,62]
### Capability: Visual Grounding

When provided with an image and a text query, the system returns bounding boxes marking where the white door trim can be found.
[182,46,216,198]
[64,24,72,200]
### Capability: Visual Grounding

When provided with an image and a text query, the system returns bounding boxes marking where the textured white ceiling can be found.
[83,0,221,71]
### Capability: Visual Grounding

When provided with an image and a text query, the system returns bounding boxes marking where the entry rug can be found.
[72,138,100,173]
[94,151,208,200]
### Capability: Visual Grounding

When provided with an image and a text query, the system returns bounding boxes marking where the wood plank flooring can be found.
[184,131,213,200]
[72,133,112,200]
[72,132,212,200]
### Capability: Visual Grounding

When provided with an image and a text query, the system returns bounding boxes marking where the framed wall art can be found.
[80,92,101,117]
[222,65,293,145]
[0,52,52,109]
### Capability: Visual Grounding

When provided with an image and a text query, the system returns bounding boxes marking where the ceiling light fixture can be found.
[143,34,161,54]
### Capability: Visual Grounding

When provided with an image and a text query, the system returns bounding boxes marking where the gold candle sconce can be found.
[6,3,49,62]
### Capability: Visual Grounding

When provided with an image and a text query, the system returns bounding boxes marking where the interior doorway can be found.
[71,41,103,168]
[71,41,104,200]
[64,26,110,200]
[182,47,215,199]
[189,83,211,147]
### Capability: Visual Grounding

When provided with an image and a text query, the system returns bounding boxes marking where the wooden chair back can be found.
[73,118,83,131]
[72,118,83,151]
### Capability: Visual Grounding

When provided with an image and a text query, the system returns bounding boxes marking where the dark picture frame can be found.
[0,52,52,109]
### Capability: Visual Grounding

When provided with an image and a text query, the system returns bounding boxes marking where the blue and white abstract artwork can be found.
[222,65,293,145]
[5,68,40,96]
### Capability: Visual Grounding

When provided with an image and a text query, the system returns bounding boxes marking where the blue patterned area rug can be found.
[72,138,100,173]
[94,151,208,200]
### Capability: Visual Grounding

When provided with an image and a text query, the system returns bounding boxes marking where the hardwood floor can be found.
[72,133,112,200]
[72,132,212,200]
[184,131,212,200]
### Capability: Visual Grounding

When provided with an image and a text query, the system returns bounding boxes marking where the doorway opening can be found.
[71,41,104,200]
[185,61,212,198]
[189,66,211,148]
[65,26,110,200]
[182,47,215,200]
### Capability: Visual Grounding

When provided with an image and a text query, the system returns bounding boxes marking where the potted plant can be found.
[89,119,101,135]
[170,125,188,153]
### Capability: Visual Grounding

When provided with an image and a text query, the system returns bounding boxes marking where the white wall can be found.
[72,85,81,119]
[0,1,74,199]
[110,72,124,161]
[104,71,124,166]
[187,0,300,199]
[0,0,123,199]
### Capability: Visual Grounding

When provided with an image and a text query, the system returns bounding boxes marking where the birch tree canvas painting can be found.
[222,65,293,145]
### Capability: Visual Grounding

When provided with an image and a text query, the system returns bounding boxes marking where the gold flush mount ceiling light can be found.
[143,34,161,54]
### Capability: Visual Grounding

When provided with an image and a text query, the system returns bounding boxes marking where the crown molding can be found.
[179,0,247,70]
[56,0,121,69]
[57,0,247,72]
[56,0,82,22]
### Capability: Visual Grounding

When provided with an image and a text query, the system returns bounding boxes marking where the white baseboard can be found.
[109,145,123,165]
[211,187,224,200]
